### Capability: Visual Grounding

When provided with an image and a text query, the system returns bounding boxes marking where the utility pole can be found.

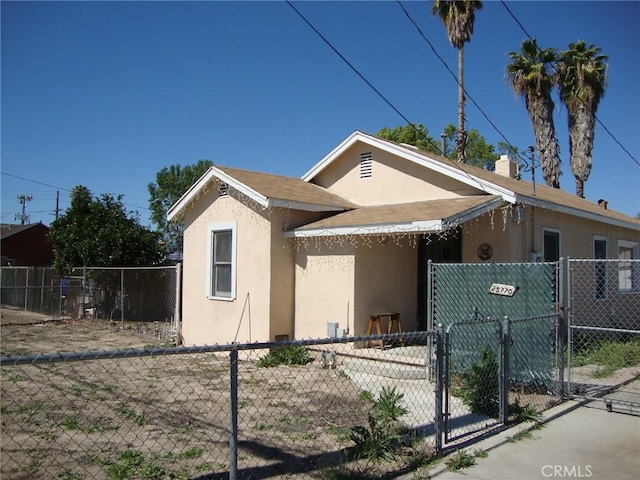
[528,146,536,196]
[55,190,60,220]
[15,194,33,225]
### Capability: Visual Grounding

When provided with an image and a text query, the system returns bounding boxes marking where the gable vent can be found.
[218,182,229,196]
[360,152,373,179]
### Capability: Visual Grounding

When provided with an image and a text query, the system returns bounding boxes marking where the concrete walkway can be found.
[426,390,640,480]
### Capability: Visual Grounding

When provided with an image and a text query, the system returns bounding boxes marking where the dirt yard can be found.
[0,306,165,355]
[0,307,428,480]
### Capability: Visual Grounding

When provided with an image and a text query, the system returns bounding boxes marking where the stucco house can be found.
[168,131,639,346]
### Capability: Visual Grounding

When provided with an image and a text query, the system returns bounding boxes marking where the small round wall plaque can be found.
[477,243,493,260]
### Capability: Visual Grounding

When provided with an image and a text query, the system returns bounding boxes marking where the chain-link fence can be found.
[567,259,640,409]
[1,332,440,480]
[1,265,180,343]
[0,266,64,316]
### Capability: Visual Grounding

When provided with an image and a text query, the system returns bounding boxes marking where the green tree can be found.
[506,39,561,188]
[441,123,498,169]
[432,0,483,163]
[557,40,608,198]
[377,123,499,170]
[147,160,213,252]
[49,186,166,274]
[375,123,441,154]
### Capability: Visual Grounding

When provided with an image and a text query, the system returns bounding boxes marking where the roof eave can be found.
[284,220,445,238]
[167,166,268,222]
[516,195,640,231]
[268,198,351,212]
[302,131,517,202]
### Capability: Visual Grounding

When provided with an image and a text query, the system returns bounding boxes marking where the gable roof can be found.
[303,131,639,231]
[286,196,504,237]
[167,165,356,221]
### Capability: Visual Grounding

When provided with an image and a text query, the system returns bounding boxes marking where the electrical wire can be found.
[396,0,525,164]
[1,171,150,213]
[286,0,494,192]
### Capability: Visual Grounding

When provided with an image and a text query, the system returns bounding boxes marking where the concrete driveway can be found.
[427,381,640,480]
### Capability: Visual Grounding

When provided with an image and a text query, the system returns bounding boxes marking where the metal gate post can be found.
[566,257,574,396]
[229,344,239,480]
[500,316,511,424]
[434,324,444,454]
[427,260,434,380]
[557,258,565,397]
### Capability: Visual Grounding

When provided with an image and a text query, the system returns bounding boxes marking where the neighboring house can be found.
[168,131,639,346]
[0,222,54,266]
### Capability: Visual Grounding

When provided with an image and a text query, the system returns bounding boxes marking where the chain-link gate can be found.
[442,317,504,445]
[429,261,562,447]
[567,258,640,413]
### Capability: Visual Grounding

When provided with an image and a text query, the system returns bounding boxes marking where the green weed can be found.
[350,386,409,462]
[572,339,640,377]
[455,346,500,418]
[117,406,147,426]
[445,449,476,471]
[181,446,203,459]
[256,346,312,367]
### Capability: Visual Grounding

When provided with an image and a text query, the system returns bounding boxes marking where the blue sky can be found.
[2,0,639,227]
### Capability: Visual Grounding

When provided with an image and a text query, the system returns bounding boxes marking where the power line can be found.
[1,171,149,212]
[395,1,526,163]
[285,0,494,193]
[285,1,419,136]
[499,0,639,167]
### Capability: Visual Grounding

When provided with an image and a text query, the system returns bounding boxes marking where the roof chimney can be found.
[597,199,608,209]
[494,154,517,178]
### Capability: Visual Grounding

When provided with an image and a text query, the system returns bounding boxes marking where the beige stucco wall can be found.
[353,237,419,333]
[461,205,639,263]
[294,245,355,339]
[180,191,295,346]
[311,143,482,205]
[293,236,419,339]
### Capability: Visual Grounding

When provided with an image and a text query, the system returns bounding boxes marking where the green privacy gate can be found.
[427,261,561,329]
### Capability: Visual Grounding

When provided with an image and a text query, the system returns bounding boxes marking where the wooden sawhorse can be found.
[366,312,404,349]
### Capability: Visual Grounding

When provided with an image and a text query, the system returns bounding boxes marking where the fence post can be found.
[24,267,30,310]
[500,316,510,424]
[120,268,125,330]
[566,257,573,396]
[174,263,182,345]
[229,344,239,480]
[434,323,444,454]
[557,258,565,397]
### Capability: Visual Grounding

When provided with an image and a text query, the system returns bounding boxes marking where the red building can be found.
[1,223,54,266]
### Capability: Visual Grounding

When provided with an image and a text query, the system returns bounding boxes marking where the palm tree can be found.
[431,0,483,163]
[557,40,607,198]
[506,39,561,188]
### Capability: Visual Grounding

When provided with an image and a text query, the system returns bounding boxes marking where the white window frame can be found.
[542,227,561,262]
[617,240,638,293]
[206,222,237,301]
[593,235,608,300]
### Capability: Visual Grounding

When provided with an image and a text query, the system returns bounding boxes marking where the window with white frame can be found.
[593,236,607,299]
[207,223,236,300]
[618,240,638,293]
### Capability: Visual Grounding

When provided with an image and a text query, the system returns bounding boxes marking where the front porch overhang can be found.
[284,195,506,238]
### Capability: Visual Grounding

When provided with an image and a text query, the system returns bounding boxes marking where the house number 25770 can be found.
[489,283,518,297]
